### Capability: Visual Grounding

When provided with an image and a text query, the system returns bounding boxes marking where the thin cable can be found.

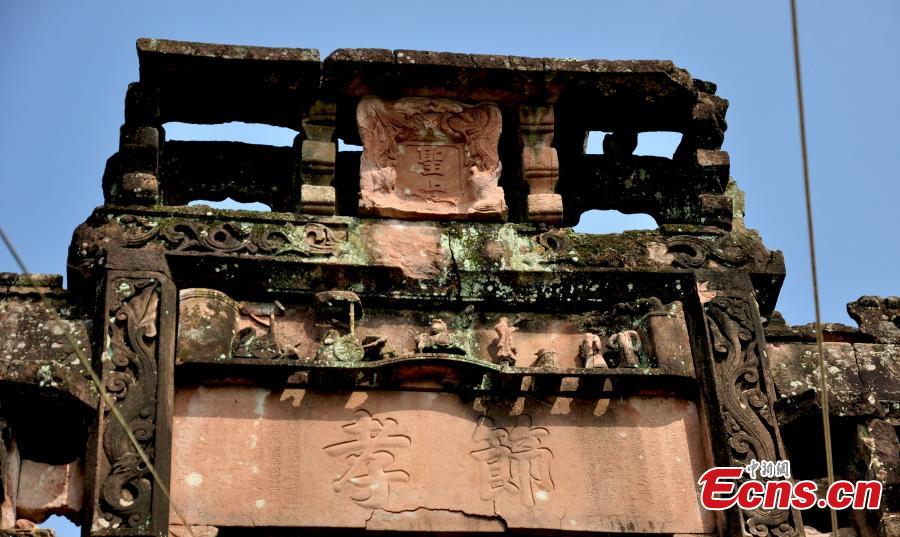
[0,225,196,537]
[789,1,838,534]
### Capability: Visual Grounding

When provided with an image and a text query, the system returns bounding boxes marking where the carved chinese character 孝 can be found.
[469,415,554,507]
[323,410,411,508]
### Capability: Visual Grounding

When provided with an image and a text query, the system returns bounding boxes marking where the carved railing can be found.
[106,39,731,229]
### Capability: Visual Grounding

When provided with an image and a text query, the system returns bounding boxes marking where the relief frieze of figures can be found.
[175,288,694,374]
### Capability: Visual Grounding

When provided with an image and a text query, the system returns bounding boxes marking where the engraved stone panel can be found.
[357,96,507,221]
[170,387,715,533]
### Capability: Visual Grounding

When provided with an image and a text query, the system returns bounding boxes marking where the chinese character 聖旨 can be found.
[417,146,447,175]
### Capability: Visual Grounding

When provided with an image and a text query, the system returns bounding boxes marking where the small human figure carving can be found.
[494,316,518,366]
[579,333,608,369]
[608,329,642,367]
[313,290,379,362]
[415,318,465,355]
[533,348,558,368]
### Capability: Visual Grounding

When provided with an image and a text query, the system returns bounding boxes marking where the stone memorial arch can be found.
[1,39,897,537]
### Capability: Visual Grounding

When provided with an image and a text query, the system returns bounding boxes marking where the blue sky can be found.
[1,3,898,535]
[1,2,897,326]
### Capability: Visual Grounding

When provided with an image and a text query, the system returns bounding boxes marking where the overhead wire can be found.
[0,6,844,535]
[788,0,839,534]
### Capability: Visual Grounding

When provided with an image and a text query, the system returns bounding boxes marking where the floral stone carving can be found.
[357,96,506,221]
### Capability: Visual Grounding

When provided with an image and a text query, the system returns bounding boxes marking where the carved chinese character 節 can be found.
[469,415,554,506]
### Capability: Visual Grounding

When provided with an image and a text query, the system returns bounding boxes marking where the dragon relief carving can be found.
[99,278,160,529]
[704,294,799,537]
[118,216,346,257]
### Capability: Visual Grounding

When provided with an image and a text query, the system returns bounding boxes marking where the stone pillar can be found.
[519,104,562,223]
[300,100,337,215]
[116,83,163,205]
[694,275,805,537]
[84,272,175,537]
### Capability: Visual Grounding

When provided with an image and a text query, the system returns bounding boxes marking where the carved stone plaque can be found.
[170,388,715,533]
[357,96,507,221]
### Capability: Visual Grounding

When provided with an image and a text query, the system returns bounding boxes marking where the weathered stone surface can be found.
[0,278,95,410]
[804,527,859,537]
[849,296,900,344]
[1,432,18,529]
[11,37,900,537]
[768,342,876,419]
[171,387,715,533]
[15,460,83,523]
[65,206,787,313]
[361,221,448,280]
[115,38,734,227]
[324,48,695,103]
[766,310,900,537]
[850,419,899,486]
[0,528,55,537]
[135,38,320,128]
[168,525,217,537]
[519,104,562,223]
[880,514,900,537]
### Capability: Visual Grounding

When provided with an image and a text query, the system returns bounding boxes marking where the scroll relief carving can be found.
[323,410,411,509]
[666,234,752,269]
[357,96,506,221]
[470,415,554,507]
[120,216,347,258]
[99,279,160,530]
[705,295,799,537]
